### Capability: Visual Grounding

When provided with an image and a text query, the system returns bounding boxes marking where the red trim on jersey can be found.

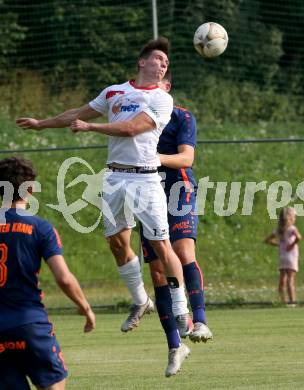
[129,80,158,90]
[106,90,124,99]
[180,168,192,203]
[174,105,188,112]
[53,228,63,248]
[58,351,68,371]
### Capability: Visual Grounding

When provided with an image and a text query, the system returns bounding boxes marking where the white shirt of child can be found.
[89,80,173,167]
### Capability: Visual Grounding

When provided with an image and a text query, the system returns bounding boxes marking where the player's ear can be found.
[138,58,146,69]
[164,81,171,92]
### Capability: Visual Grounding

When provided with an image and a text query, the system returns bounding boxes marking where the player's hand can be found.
[78,306,96,332]
[16,118,41,130]
[71,119,90,133]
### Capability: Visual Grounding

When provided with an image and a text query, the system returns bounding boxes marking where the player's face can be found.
[140,50,169,81]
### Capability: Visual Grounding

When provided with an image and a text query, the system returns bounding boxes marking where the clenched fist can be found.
[16,118,41,130]
[70,119,91,133]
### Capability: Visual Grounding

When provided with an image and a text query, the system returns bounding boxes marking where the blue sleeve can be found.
[39,221,63,261]
[176,110,197,148]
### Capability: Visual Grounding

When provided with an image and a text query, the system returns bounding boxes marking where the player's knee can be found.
[172,239,196,265]
[108,237,128,257]
[149,240,170,261]
[174,248,191,264]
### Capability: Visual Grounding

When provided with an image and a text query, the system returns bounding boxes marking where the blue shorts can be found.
[0,322,68,388]
[140,189,198,262]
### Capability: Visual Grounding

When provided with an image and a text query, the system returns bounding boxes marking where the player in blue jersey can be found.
[141,74,213,343]
[0,157,96,390]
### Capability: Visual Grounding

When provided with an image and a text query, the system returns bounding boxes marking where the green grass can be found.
[1,117,304,303]
[28,308,304,389]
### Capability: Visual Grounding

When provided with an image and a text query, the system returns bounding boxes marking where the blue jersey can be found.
[0,208,63,332]
[157,106,197,193]
[140,106,199,261]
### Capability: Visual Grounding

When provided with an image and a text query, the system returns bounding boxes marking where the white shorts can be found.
[102,171,169,240]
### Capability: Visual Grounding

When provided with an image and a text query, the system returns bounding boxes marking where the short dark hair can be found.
[138,37,170,60]
[0,157,37,201]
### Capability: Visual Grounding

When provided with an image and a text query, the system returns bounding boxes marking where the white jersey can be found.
[89,80,173,167]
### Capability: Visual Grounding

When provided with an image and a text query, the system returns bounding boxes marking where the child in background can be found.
[265,207,301,306]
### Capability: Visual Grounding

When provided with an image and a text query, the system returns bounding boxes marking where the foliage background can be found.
[1,0,303,122]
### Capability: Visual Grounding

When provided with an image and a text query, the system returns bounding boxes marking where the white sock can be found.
[169,285,189,317]
[118,256,148,305]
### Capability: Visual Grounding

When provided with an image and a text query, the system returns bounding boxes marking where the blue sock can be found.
[154,285,181,349]
[183,261,207,324]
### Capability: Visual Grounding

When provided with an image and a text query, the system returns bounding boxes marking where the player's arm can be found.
[264,232,278,246]
[16,104,100,131]
[158,144,195,169]
[47,254,96,332]
[70,111,156,137]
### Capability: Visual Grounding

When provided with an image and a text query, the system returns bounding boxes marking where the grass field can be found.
[28,307,304,389]
[1,117,304,304]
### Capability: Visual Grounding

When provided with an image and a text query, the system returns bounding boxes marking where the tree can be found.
[0,0,26,73]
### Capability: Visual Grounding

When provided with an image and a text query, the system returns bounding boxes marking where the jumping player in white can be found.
[16,37,189,377]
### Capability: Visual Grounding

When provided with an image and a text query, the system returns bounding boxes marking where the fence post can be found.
[152,0,158,39]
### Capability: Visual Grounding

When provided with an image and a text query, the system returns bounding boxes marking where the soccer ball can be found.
[193,22,228,58]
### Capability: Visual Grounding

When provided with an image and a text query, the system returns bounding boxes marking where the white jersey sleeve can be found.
[143,91,173,131]
[88,87,111,114]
